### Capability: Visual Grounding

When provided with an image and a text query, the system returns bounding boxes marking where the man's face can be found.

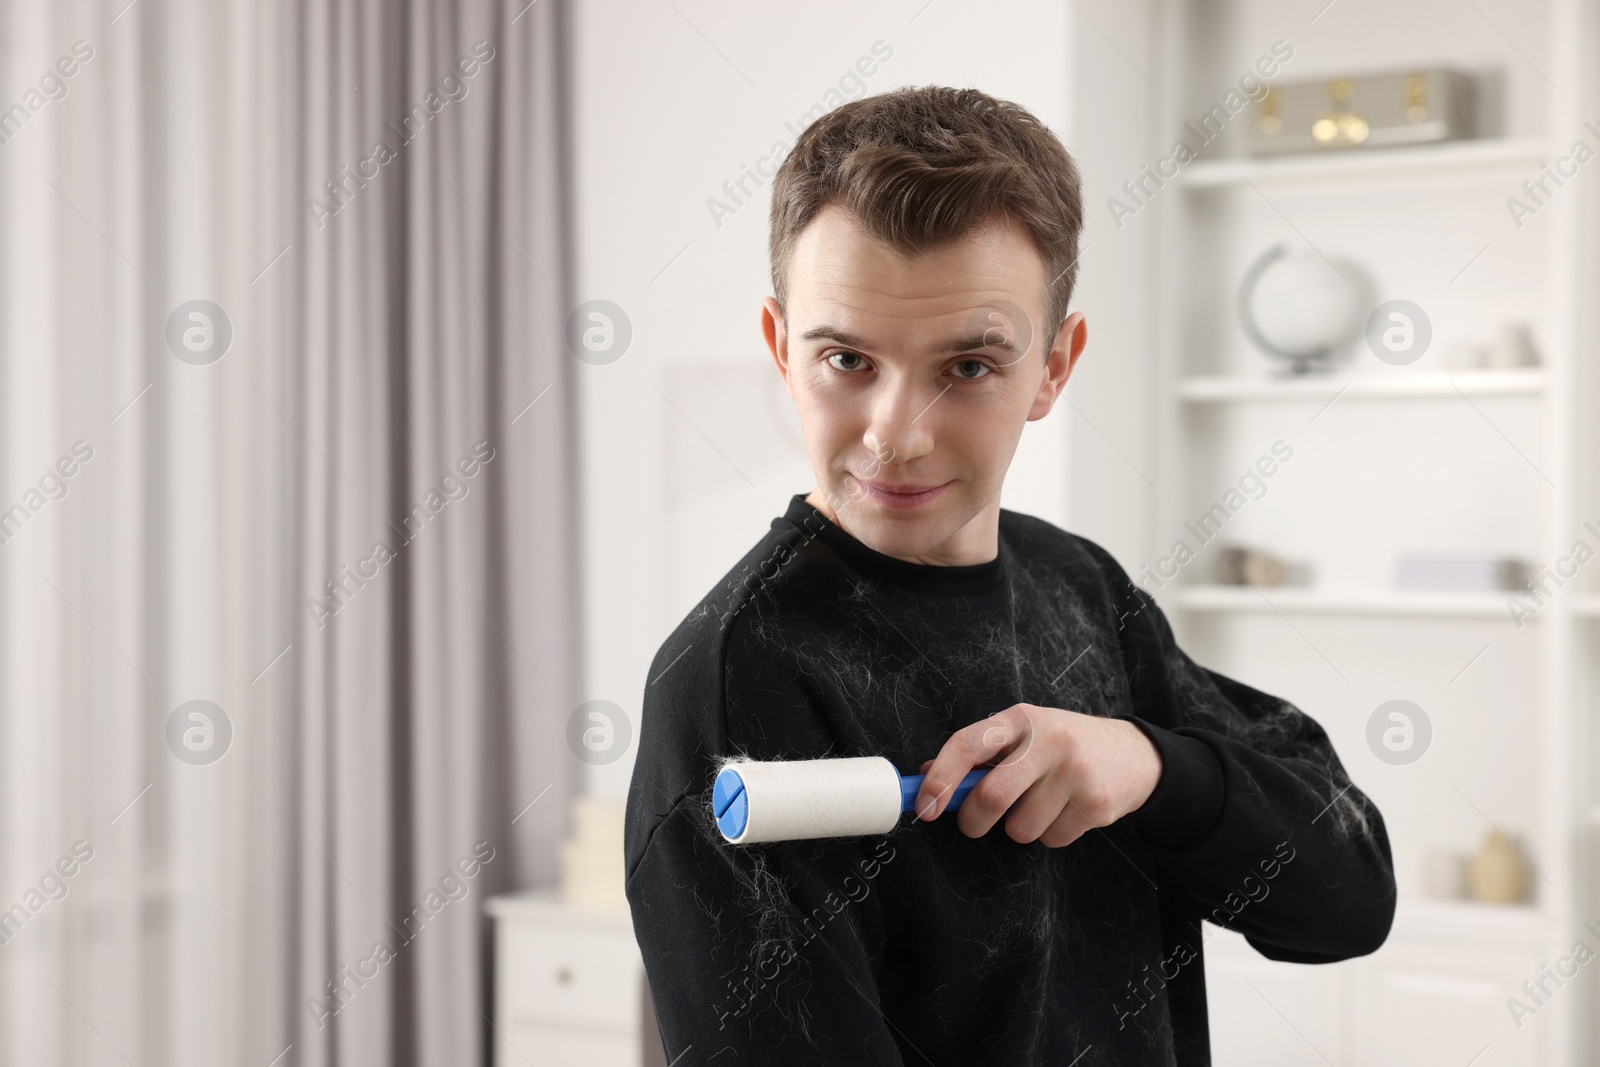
[763,203,1085,566]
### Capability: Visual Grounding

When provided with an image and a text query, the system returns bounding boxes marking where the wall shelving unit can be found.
[1149,1,1600,1063]
[1177,368,1547,402]
[1176,135,1550,188]
[1172,586,1524,618]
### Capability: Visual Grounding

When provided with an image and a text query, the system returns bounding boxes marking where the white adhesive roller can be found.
[713,757,903,844]
[712,756,990,844]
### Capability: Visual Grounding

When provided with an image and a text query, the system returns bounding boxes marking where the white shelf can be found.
[1168,585,1521,619]
[486,887,632,928]
[1177,369,1547,403]
[1392,898,1545,945]
[1178,137,1550,189]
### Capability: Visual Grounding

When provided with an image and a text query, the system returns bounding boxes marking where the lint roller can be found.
[712,757,989,844]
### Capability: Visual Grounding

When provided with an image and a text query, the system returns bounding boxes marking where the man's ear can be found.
[762,296,793,396]
[1027,311,1086,422]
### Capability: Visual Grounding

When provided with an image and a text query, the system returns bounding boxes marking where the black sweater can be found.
[624,494,1395,1065]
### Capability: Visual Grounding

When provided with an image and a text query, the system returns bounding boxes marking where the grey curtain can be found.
[282,1,578,1065]
[0,0,572,1063]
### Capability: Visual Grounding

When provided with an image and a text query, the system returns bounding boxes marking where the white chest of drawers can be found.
[486,888,662,1067]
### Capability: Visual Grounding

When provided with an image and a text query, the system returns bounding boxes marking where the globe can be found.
[1239,245,1361,374]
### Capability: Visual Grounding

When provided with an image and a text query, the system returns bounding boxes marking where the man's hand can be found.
[914,705,1163,848]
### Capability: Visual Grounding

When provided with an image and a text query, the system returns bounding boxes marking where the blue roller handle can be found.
[901,768,989,814]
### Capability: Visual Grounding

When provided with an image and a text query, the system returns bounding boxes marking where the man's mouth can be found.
[854,476,950,510]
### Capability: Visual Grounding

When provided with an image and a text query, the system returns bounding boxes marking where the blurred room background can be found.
[1,0,1597,1064]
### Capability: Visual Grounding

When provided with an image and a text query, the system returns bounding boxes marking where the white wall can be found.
[1055,0,1164,572]
[571,1,1102,796]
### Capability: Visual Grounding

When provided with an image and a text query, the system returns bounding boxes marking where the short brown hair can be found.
[768,85,1084,351]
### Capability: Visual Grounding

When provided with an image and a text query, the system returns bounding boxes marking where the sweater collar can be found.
[781,493,1006,596]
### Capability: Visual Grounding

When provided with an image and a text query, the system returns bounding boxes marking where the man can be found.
[624,85,1394,1066]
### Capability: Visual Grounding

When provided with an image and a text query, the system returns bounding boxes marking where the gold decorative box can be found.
[1247,69,1474,155]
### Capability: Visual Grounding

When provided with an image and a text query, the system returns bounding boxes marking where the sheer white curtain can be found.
[0,1,576,1064]
[0,2,288,1063]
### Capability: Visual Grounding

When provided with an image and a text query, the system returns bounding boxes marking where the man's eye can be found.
[826,351,868,372]
[952,358,992,380]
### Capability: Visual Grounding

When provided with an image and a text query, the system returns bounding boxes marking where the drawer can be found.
[496,1022,639,1067]
[1350,943,1540,1067]
[502,920,642,1030]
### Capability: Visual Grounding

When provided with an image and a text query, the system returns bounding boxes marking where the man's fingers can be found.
[994,774,1069,844]
[1037,797,1096,849]
[913,760,937,819]
[970,705,1031,759]
[915,706,1034,820]
[955,750,1043,838]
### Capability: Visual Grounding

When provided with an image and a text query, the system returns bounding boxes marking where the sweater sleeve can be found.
[1085,542,1397,964]
[624,606,909,1066]
[626,797,908,1065]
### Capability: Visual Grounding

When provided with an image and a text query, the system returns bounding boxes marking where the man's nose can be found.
[863,374,939,465]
